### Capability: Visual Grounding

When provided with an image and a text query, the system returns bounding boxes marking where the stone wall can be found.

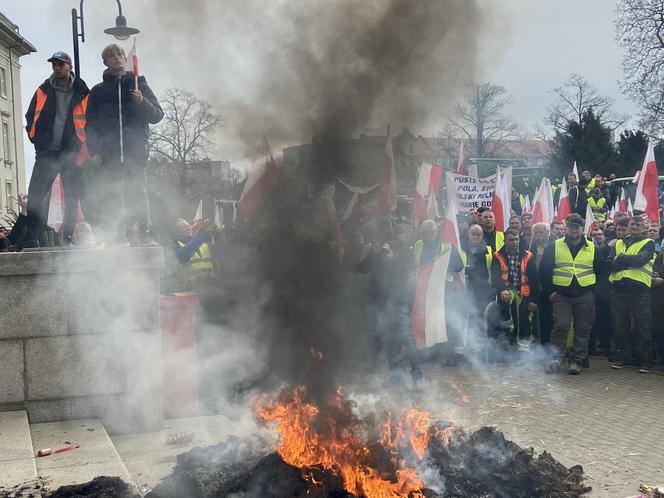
[0,248,164,434]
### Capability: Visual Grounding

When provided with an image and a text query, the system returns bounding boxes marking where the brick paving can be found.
[410,358,664,498]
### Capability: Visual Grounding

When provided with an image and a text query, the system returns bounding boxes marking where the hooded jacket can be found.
[85,71,163,162]
[25,74,89,154]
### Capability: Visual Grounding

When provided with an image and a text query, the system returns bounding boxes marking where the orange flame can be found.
[258,386,430,498]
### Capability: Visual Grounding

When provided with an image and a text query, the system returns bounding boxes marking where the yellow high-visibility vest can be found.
[176,241,215,280]
[552,237,596,287]
[609,238,655,287]
[587,197,607,222]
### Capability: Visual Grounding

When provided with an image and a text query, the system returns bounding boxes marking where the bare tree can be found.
[547,73,626,132]
[616,0,664,132]
[448,83,520,158]
[148,88,223,190]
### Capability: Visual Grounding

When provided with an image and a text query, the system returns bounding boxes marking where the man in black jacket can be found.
[539,214,605,374]
[85,43,163,244]
[608,215,656,373]
[24,52,89,247]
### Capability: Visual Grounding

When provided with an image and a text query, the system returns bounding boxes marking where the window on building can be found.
[0,67,6,98]
[2,122,10,163]
[5,181,12,213]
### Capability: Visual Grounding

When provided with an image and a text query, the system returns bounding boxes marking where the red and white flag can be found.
[338,180,379,222]
[124,37,140,90]
[572,161,579,181]
[584,203,596,236]
[440,190,460,246]
[619,188,628,212]
[556,178,572,221]
[426,190,440,219]
[47,174,65,232]
[628,197,634,218]
[238,135,280,220]
[634,139,660,223]
[456,141,465,175]
[411,249,451,349]
[413,162,442,222]
[491,167,508,231]
[532,177,554,225]
[523,195,531,214]
[191,200,203,235]
[377,128,397,217]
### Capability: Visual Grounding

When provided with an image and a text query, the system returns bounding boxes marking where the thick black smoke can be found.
[128,0,494,398]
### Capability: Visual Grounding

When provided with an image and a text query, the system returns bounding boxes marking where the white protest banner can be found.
[445,171,497,212]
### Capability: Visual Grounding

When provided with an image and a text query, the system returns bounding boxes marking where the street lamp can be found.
[71,0,140,78]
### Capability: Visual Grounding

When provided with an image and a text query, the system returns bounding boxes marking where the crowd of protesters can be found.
[345,168,664,383]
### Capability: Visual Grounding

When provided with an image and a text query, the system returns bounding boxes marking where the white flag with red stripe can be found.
[411,249,451,349]
[191,200,203,234]
[522,195,531,214]
[440,184,460,246]
[238,135,280,220]
[456,141,465,175]
[491,167,508,231]
[619,188,628,212]
[634,139,660,223]
[555,178,571,221]
[413,162,442,222]
[532,177,554,225]
[47,174,65,232]
[584,203,596,236]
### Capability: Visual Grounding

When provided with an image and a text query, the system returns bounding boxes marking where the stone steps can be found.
[30,418,138,493]
[0,410,39,496]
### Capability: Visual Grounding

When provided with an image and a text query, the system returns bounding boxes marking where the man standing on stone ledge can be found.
[23,51,89,248]
[84,43,163,246]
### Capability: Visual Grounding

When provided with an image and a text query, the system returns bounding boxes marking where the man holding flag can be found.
[85,42,163,244]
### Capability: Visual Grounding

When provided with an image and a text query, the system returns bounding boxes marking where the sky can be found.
[2,0,640,182]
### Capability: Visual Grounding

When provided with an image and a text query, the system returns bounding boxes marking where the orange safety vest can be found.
[493,250,532,297]
[28,88,89,166]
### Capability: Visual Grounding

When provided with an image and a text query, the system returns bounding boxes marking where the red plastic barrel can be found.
[160,292,200,418]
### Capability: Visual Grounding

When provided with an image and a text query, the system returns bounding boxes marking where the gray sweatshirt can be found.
[48,73,74,151]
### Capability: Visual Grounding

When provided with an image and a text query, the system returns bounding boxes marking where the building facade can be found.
[0,13,35,219]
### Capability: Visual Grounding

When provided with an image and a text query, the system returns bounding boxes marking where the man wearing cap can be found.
[539,213,605,374]
[85,43,163,245]
[24,52,89,247]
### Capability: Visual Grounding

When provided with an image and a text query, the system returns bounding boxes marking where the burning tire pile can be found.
[144,386,591,498]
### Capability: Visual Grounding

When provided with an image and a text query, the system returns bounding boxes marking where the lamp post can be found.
[71,0,140,78]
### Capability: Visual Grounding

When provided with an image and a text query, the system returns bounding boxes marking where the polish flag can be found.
[572,161,579,181]
[556,178,571,221]
[634,139,660,223]
[377,128,397,217]
[426,189,440,219]
[124,38,140,90]
[628,197,634,218]
[411,248,451,349]
[191,200,203,234]
[47,174,65,232]
[456,141,465,175]
[413,162,442,222]
[531,177,554,225]
[523,195,531,214]
[619,188,628,212]
[338,180,379,222]
[440,191,460,246]
[491,167,507,231]
[584,203,596,236]
[238,135,280,220]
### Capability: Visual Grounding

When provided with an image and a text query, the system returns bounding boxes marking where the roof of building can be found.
[0,12,37,56]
